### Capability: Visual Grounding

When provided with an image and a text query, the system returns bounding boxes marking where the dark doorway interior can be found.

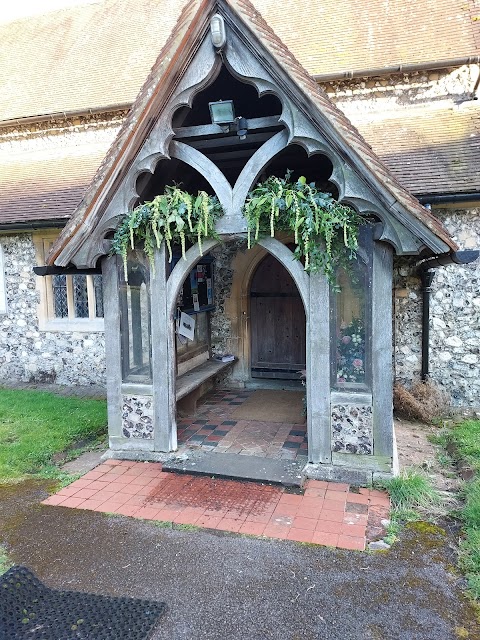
[250,254,306,380]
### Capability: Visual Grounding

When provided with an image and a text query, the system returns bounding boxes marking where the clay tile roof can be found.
[0,142,112,225]
[0,0,182,122]
[0,0,479,122]
[254,0,480,77]
[354,104,480,196]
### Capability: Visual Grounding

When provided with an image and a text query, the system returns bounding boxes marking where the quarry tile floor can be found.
[177,388,308,461]
[43,460,390,550]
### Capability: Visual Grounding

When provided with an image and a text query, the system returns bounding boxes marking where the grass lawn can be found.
[0,388,107,482]
[446,420,480,600]
[379,418,480,601]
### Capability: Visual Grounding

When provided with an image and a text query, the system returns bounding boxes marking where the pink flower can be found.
[342,336,351,344]
[338,376,346,383]
[352,358,363,369]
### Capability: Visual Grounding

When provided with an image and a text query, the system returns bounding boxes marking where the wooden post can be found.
[151,245,177,452]
[372,242,394,460]
[102,256,123,444]
[307,271,331,463]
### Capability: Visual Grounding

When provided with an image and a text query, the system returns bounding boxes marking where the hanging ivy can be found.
[111,185,224,277]
[243,171,364,283]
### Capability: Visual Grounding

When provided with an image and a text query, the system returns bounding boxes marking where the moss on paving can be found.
[0,544,12,575]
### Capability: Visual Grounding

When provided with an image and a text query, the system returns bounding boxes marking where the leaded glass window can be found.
[50,273,103,320]
[52,274,68,318]
[34,233,104,330]
[73,275,89,318]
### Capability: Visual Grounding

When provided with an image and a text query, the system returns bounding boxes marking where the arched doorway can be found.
[250,253,306,380]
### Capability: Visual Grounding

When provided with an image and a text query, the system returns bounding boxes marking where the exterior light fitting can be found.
[208,100,249,139]
[210,14,226,49]
[209,99,235,126]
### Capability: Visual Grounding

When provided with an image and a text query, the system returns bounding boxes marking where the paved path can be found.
[0,379,106,399]
[1,481,478,640]
[177,388,307,461]
[43,460,390,550]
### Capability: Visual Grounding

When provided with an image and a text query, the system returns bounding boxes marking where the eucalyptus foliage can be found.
[243,171,364,282]
[111,186,224,277]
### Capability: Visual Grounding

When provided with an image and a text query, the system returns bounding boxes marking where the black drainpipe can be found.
[419,268,435,380]
[417,250,479,380]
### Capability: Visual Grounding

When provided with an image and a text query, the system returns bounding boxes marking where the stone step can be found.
[162,451,307,487]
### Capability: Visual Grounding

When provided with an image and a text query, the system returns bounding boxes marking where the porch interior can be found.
[176,386,307,462]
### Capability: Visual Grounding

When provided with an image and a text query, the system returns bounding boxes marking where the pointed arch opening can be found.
[256,144,338,199]
[249,250,306,381]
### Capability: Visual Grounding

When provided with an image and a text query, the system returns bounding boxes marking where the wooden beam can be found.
[174,116,281,139]
[186,132,272,150]
[206,149,253,162]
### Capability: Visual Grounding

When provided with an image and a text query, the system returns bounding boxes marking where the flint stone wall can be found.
[209,239,246,356]
[323,65,478,115]
[331,404,373,455]
[122,395,154,439]
[394,208,480,408]
[0,233,106,386]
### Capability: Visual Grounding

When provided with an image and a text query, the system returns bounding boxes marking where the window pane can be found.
[93,275,104,318]
[52,274,68,318]
[119,253,152,384]
[73,275,89,318]
[334,261,368,386]
[176,311,209,358]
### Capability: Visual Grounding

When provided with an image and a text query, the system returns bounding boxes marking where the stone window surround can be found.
[33,230,104,332]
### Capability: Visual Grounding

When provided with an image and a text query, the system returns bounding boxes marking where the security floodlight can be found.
[208,99,235,125]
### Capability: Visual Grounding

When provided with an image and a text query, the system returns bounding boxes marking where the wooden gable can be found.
[50,0,456,269]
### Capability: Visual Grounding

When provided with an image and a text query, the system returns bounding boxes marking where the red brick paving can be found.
[42,460,390,551]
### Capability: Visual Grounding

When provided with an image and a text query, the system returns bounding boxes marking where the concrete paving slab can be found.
[61,450,106,475]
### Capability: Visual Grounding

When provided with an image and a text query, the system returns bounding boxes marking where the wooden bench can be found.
[176,358,236,416]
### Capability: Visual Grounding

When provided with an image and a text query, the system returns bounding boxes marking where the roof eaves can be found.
[312,55,480,83]
[0,218,68,231]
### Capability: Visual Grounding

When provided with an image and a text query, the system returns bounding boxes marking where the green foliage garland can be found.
[243,171,364,283]
[112,174,363,284]
[111,185,224,277]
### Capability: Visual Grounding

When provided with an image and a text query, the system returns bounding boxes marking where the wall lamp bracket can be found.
[210,14,226,49]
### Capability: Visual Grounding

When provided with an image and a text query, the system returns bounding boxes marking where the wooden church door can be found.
[250,254,306,379]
